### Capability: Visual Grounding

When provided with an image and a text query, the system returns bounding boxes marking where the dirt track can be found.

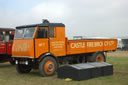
[107,51,128,57]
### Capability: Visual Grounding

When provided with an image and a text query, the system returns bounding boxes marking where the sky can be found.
[0,0,128,38]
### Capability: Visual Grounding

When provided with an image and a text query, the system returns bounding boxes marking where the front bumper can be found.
[13,57,35,65]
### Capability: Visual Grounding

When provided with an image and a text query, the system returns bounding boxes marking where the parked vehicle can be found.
[0,28,15,64]
[12,20,117,76]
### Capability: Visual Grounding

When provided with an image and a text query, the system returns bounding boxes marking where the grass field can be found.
[0,51,128,85]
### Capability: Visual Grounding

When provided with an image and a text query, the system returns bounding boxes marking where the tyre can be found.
[87,52,106,62]
[16,64,32,73]
[39,56,58,77]
[76,55,85,63]
[9,59,15,65]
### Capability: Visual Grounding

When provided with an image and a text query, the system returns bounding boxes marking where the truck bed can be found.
[67,39,117,55]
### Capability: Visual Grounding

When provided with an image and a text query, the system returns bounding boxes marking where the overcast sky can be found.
[0,0,128,37]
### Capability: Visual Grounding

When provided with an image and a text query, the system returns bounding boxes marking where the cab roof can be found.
[0,28,15,31]
[16,20,65,29]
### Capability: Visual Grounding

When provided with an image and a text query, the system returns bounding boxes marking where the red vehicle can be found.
[0,28,15,64]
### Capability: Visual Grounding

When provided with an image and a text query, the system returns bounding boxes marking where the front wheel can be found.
[39,56,58,77]
[16,64,32,73]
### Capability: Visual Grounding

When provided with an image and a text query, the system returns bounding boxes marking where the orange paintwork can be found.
[50,27,66,56]
[44,60,55,74]
[67,39,117,55]
[12,39,34,58]
[34,26,49,58]
[67,40,86,54]
[35,39,49,58]
[33,26,39,38]
[103,39,117,51]
[12,25,117,59]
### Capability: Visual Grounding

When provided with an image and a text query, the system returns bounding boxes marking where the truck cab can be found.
[13,20,66,58]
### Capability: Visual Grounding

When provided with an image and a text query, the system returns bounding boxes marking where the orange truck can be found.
[12,20,117,76]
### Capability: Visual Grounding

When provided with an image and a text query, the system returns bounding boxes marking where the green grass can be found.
[0,56,128,85]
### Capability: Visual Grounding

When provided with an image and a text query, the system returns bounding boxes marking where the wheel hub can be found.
[47,64,54,72]
[44,61,55,74]
[96,56,103,62]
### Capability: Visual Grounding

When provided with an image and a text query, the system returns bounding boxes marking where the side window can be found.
[0,32,4,41]
[9,34,14,41]
[36,28,48,38]
[49,27,54,37]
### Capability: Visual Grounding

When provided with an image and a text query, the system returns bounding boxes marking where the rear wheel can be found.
[87,52,106,62]
[77,55,85,63]
[16,64,32,73]
[39,56,58,77]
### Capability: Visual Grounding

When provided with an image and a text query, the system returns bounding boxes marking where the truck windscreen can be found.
[15,27,36,39]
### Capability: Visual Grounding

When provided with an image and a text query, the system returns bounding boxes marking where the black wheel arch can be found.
[38,52,58,64]
[93,51,105,56]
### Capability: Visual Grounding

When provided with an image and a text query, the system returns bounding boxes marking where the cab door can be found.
[49,26,66,56]
[35,27,49,58]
